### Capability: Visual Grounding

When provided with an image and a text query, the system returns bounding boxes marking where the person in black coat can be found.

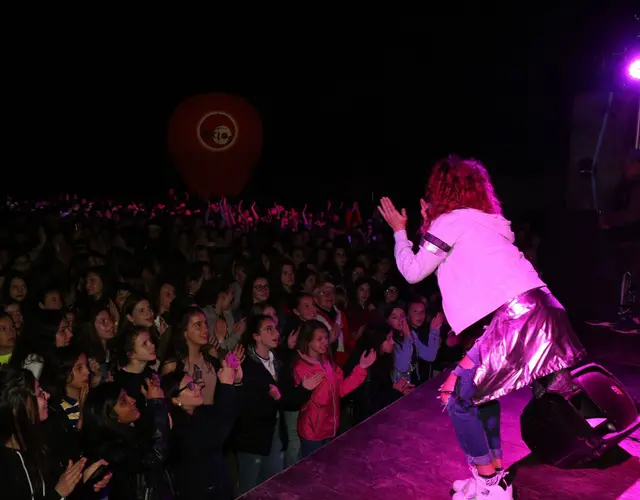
[162,359,241,500]
[231,314,324,495]
[81,379,173,500]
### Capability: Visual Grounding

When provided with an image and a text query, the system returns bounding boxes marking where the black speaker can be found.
[520,363,640,468]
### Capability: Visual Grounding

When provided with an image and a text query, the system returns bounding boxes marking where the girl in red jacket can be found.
[293,320,376,457]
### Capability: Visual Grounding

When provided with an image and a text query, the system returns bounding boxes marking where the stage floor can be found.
[242,359,640,500]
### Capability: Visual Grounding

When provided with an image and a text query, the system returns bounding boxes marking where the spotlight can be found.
[628,58,640,80]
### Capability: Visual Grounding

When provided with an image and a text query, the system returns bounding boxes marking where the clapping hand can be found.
[420,198,430,225]
[268,384,281,401]
[430,312,445,329]
[359,349,377,369]
[377,197,408,232]
[231,318,247,336]
[393,378,414,395]
[401,318,411,338]
[55,458,87,497]
[224,349,244,384]
[287,328,300,350]
[302,371,325,390]
[231,343,246,365]
[88,358,102,387]
[217,359,236,385]
[141,375,164,400]
[208,338,220,358]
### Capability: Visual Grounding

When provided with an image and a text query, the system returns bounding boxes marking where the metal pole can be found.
[635,93,640,150]
[589,92,615,212]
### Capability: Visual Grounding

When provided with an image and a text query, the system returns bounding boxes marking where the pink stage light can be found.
[629,58,640,80]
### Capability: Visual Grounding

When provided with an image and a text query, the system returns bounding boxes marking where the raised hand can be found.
[141,375,164,400]
[430,312,445,329]
[231,318,247,336]
[56,458,87,497]
[401,318,412,338]
[287,328,300,350]
[359,349,377,369]
[231,343,246,364]
[302,371,325,390]
[420,198,429,225]
[108,299,120,323]
[217,359,235,385]
[232,362,243,384]
[377,197,408,232]
[157,316,168,335]
[208,338,220,358]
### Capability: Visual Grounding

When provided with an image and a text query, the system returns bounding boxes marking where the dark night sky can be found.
[6,8,637,210]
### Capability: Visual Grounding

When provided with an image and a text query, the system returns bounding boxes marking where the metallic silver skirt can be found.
[473,287,586,405]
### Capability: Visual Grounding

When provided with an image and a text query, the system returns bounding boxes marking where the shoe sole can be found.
[449,485,518,499]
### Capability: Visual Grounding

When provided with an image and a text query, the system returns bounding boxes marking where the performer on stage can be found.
[378,155,586,500]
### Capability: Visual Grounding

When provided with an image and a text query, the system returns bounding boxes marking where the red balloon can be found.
[167,93,263,196]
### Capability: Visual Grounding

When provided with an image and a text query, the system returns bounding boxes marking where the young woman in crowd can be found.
[113,325,158,413]
[293,320,376,457]
[233,314,324,494]
[382,301,441,385]
[0,365,111,499]
[10,309,72,379]
[162,359,241,499]
[344,326,413,424]
[75,307,117,386]
[81,378,172,500]
[160,307,220,405]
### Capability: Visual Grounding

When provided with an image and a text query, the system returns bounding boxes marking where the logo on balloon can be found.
[167,93,262,196]
[197,111,238,152]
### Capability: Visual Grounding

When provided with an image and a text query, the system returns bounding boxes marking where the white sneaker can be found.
[452,465,479,492]
[473,473,513,499]
[452,469,513,500]
[451,481,476,499]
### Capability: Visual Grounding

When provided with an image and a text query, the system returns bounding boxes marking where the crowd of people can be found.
[0,191,540,499]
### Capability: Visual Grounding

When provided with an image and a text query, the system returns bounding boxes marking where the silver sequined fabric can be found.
[473,287,586,405]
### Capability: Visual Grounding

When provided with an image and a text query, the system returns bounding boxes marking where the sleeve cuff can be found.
[393,229,409,241]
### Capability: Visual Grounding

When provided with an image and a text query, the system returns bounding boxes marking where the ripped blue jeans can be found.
[446,346,502,466]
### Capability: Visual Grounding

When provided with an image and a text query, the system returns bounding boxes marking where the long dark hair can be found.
[159,307,213,374]
[10,309,65,370]
[76,307,115,364]
[117,293,157,340]
[346,325,395,379]
[40,345,85,403]
[81,382,134,456]
[382,301,407,344]
[0,366,47,483]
